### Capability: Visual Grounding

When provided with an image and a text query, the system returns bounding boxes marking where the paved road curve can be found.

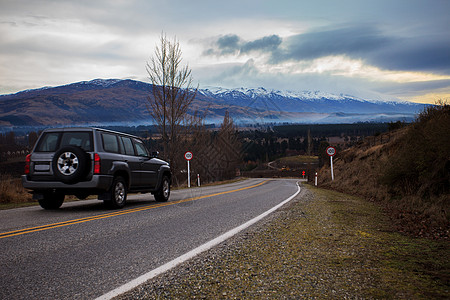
[0,178,299,299]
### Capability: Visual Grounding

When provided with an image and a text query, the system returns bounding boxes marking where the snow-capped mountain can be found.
[201,86,355,101]
[199,86,420,115]
[0,79,428,127]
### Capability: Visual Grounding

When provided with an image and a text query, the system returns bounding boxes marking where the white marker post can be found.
[315,172,318,186]
[184,151,193,187]
[326,146,336,181]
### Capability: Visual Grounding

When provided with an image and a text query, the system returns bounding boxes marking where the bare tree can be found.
[146,33,198,170]
[194,111,241,182]
[216,111,242,179]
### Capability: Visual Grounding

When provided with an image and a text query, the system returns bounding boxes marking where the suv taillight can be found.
[94,153,101,174]
[25,154,31,174]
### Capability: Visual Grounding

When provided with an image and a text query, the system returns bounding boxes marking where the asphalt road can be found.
[0,178,300,299]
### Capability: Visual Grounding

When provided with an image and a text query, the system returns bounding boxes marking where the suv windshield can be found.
[36,132,93,152]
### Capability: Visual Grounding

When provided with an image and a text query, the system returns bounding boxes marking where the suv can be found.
[22,127,171,209]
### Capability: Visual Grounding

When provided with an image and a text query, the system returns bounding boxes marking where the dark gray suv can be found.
[22,127,171,209]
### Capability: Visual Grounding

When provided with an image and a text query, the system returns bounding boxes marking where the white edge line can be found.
[96,181,301,300]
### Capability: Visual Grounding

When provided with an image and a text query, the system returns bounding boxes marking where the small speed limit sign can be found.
[326,146,336,157]
[184,151,193,161]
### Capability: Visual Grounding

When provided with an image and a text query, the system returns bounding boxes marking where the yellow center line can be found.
[0,180,269,239]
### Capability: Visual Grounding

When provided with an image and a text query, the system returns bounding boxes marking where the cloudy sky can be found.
[1,0,449,103]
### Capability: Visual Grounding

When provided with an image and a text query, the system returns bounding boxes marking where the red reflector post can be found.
[94,153,101,174]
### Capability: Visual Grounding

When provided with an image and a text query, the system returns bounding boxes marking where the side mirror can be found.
[151,151,159,158]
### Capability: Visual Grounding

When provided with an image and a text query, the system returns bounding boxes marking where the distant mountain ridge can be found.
[0,79,428,127]
[199,86,418,113]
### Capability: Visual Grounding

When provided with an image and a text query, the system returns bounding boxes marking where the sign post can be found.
[184,151,193,187]
[326,146,336,181]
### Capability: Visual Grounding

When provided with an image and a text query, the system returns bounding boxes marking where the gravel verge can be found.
[116,184,449,299]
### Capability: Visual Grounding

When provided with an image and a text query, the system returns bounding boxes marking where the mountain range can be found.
[0,79,428,128]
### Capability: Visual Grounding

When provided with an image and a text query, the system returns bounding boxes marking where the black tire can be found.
[104,176,127,209]
[38,192,65,210]
[154,176,170,202]
[52,146,89,183]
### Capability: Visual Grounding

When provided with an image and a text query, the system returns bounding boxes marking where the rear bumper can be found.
[21,175,113,191]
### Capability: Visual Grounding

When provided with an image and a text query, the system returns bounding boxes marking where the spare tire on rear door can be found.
[52,146,89,183]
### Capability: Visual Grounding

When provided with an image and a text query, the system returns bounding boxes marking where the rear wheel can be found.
[154,176,170,202]
[104,176,127,209]
[38,192,65,210]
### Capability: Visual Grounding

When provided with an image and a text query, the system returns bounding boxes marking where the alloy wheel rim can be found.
[57,152,79,175]
[163,180,169,198]
[115,181,125,204]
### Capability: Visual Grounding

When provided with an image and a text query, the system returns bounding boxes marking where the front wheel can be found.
[154,176,170,202]
[104,176,127,209]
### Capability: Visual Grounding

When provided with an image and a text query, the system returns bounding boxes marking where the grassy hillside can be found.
[318,103,449,239]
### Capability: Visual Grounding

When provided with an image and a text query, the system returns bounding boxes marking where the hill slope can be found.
[318,104,450,238]
[0,79,429,127]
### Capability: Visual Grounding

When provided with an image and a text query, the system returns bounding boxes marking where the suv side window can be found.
[134,140,149,157]
[120,136,135,156]
[102,133,120,153]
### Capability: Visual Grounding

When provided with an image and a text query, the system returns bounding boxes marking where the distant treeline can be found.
[273,123,395,138]
[239,122,408,164]
[1,122,401,138]
[1,121,409,179]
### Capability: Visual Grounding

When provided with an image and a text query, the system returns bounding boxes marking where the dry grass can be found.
[318,104,450,238]
[0,174,31,204]
[117,186,450,299]
[278,155,319,165]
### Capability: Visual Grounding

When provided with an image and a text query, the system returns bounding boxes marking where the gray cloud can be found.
[368,35,450,74]
[241,35,282,53]
[216,34,241,55]
[375,79,450,96]
[206,25,450,75]
[268,25,450,75]
[204,34,282,56]
[271,26,391,63]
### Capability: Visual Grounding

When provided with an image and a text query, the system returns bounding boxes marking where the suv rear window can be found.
[35,132,93,152]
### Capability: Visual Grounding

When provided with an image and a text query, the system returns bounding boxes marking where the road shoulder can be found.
[115,184,449,299]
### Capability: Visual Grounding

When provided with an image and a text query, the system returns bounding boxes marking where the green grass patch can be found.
[312,187,449,298]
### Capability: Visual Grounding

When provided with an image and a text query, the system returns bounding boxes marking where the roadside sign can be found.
[326,146,336,157]
[184,151,193,188]
[184,151,193,161]
[326,147,336,181]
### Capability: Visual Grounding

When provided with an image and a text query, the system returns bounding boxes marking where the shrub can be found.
[0,174,31,204]
[380,102,450,199]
